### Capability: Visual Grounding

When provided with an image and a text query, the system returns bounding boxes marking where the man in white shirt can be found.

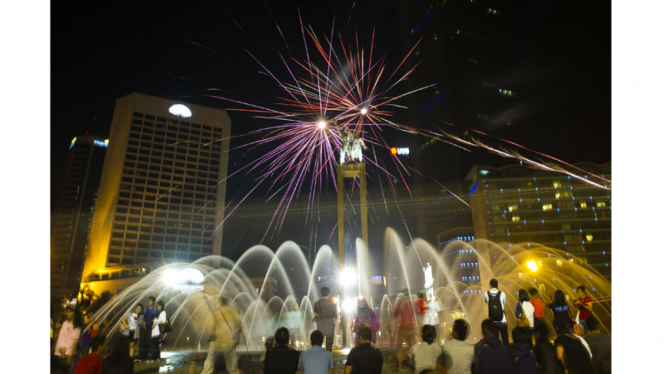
[484,278,508,346]
[442,319,474,374]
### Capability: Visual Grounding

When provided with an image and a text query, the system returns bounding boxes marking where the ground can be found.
[133,349,415,374]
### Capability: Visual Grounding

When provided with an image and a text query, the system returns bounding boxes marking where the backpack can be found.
[487,291,504,321]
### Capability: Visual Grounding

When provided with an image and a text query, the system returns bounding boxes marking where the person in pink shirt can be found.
[54,305,83,370]
[393,294,416,373]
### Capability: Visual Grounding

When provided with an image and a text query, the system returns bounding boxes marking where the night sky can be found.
[51,0,611,201]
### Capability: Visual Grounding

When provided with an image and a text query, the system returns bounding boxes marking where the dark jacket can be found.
[475,334,516,374]
[534,338,564,374]
[264,345,300,374]
[510,342,538,374]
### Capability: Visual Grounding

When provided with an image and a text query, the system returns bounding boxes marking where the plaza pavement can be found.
[132,349,415,374]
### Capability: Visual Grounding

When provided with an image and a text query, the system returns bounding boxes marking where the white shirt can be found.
[520,301,536,328]
[152,311,166,337]
[409,342,443,373]
[442,338,475,374]
[424,299,443,325]
[484,288,506,322]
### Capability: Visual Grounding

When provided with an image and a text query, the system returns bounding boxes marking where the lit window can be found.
[512,216,520,222]
[586,234,593,241]
[569,258,574,263]
[580,202,587,208]
[553,181,561,188]
[556,260,562,267]
[555,192,561,200]
[542,204,553,211]
[597,201,606,207]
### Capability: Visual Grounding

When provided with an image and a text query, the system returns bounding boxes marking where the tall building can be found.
[81,93,231,295]
[467,162,612,280]
[51,135,108,296]
[398,0,517,243]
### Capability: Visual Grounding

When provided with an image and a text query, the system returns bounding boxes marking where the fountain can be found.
[84,228,611,355]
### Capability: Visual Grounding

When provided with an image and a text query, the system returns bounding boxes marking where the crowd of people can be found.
[51,279,610,374]
[51,294,169,374]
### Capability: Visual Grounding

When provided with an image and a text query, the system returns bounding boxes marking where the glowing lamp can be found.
[340,268,357,287]
[390,147,398,156]
[169,104,192,118]
[526,260,538,272]
[360,108,368,115]
[317,121,327,129]
[342,298,357,314]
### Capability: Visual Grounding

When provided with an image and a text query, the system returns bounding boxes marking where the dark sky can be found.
[51,0,611,252]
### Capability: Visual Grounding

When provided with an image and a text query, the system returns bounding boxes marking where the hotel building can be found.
[80,93,231,294]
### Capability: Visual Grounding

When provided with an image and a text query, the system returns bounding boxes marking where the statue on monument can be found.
[335,121,367,164]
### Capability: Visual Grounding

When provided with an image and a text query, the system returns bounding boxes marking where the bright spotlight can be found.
[340,268,357,287]
[360,108,368,115]
[342,298,357,314]
[526,260,538,272]
[317,121,327,129]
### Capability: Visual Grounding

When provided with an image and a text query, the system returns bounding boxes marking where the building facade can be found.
[398,0,518,243]
[51,135,108,295]
[467,163,612,280]
[81,93,231,294]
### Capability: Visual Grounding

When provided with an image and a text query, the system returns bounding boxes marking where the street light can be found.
[526,260,538,272]
[340,268,356,287]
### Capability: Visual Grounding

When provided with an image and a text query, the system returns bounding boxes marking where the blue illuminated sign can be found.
[94,139,109,148]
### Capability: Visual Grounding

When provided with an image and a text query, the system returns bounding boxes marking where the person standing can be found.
[528,289,546,332]
[139,296,157,362]
[442,319,474,374]
[121,304,143,358]
[73,336,106,374]
[54,304,82,372]
[351,298,380,346]
[148,301,166,363]
[313,287,337,352]
[582,316,610,374]
[553,324,593,374]
[548,290,572,336]
[533,323,563,374]
[408,325,444,374]
[393,294,417,373]
[484,279,509,346]
[515,289,535,335]
[574,285,593,335]
[474,321,516,374]
[264,327,300,374]
[345,326,383,374]
[509,327,538,374]
[202,295,243,374]
[300,330,334,374]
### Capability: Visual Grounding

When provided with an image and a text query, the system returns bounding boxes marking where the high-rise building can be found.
[81,93,231,295]
[398,0,517,243]
[467,162,612,280]
[51,135,109,296]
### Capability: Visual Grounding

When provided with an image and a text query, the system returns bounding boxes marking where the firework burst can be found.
[210,17,428,241]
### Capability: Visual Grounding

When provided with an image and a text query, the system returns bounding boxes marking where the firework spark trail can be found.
[436,131,611,190]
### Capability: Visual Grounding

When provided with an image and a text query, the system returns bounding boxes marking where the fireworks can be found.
[210,17,427,241]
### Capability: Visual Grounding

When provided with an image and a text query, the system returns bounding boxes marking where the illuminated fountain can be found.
[85,228,611,353]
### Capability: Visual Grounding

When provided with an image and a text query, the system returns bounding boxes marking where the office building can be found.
[51,135,108,295]
[467,162,612,280]
[81,93,231,294]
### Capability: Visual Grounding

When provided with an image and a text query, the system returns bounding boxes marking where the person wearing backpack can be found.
[515,289,535,338]
[484,279,509,346]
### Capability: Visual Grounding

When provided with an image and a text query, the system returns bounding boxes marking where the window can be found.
[542,204,553,211]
